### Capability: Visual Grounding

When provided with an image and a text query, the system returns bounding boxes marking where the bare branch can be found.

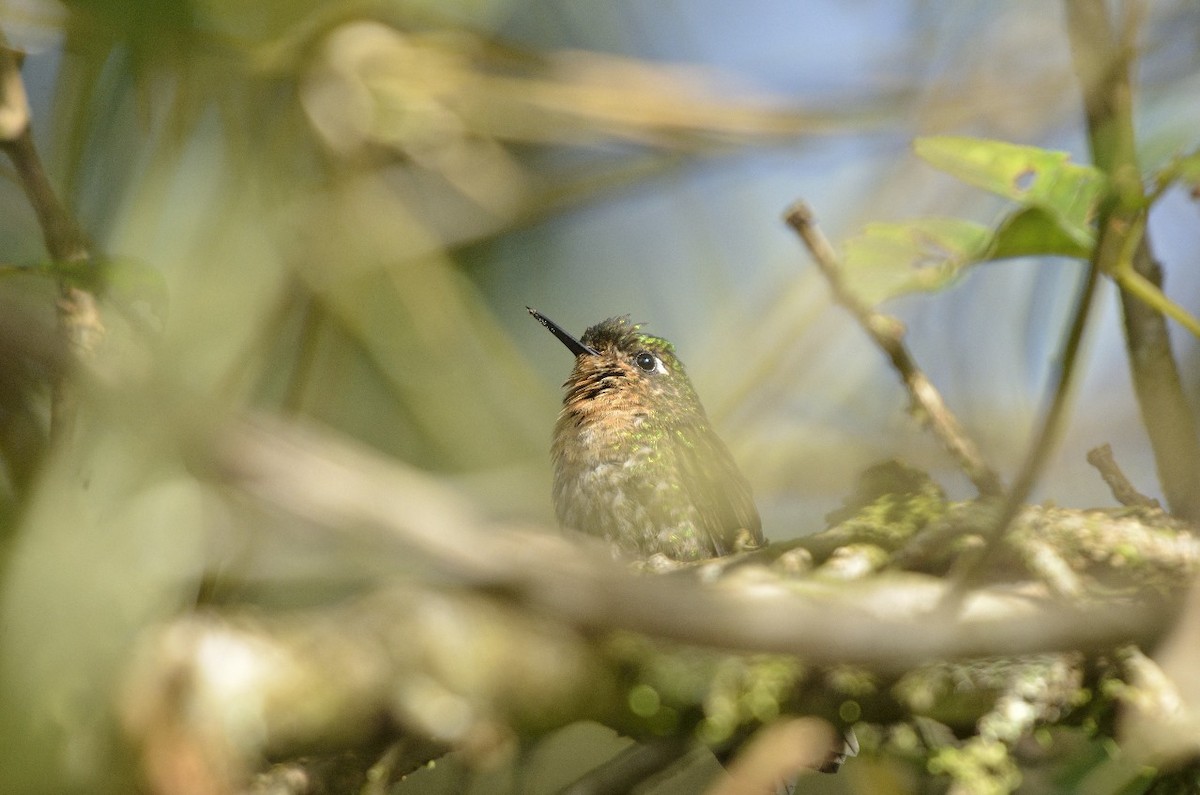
[783,202,1004,499]
[1087,443,1160,509]
[0,40,102,433]
[117,414,1199,793]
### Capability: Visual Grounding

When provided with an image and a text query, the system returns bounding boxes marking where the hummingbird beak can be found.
[527,307,599,357]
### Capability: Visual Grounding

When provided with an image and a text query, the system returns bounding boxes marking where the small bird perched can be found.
[529,308,857,777]
[528,307,763,562]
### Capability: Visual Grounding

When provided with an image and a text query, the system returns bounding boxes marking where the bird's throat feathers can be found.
[557,317,699,432]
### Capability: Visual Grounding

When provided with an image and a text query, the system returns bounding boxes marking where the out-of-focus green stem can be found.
[1065,0,1200,521]
[1114,269,1200,341]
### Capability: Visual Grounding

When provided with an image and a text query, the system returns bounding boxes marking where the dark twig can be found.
[783,202,1003,498]
[1066,0,1200,522]
[0,41,101,433]
[1087,443,1160,509]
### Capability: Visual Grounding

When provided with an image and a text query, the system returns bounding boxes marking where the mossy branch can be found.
[116,417,1200,794]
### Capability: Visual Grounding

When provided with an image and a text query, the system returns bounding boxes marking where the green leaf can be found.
[26,257,169,326]
[102,257,170,326]
[841,218,991,305]
[985,207,1092,261]
[833,138,1108,307]
[839,208,1093,307]
[914,136,1107,245]
[1168,149,1200,195]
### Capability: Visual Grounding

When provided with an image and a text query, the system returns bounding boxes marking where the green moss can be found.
[929,738,1021,795]
[601,634,813,742]
[825,469,951,551]
[628,683,661,717]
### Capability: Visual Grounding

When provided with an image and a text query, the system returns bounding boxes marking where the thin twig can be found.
[783,201,1003,498]
[780,200,1098,609]
[1087,443,1160,509]
[940,0,1169,599]
[940,237,1101,607]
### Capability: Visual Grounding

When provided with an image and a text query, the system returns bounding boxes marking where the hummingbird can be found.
[529,308,857,775]
[528,307,764,562]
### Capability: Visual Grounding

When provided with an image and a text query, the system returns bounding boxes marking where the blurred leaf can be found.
[1178,152,1200,185]
[841,218,991,305]
[985,206,1092,261]
[840,205,1092,306]
[31,256,164,302]
[97,258,170,328]
[914,136,1107,245]
[0,277,59,507]
[837,139,1105,306]
[1162,148,1200,199]
[0,430,211,793]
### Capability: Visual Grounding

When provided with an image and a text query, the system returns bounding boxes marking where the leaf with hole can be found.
[914,136,1107,246]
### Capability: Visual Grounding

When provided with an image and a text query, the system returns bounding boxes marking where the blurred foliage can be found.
[842,137,1107,306]
[840,135,1200,343]
[0,2,852,792]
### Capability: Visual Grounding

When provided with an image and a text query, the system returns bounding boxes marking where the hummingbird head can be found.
[527,307,704,426]
[528,307,763,561]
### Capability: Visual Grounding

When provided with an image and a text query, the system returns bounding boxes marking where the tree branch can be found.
[111,414,1200,793]
[1065,0,1200,521]
[0,41,102,434]
[1087,443,1160,509]
[783,202,1004,498]
[205,416,1177,669]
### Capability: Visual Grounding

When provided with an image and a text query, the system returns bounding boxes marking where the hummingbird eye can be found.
[635,352,659,372]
